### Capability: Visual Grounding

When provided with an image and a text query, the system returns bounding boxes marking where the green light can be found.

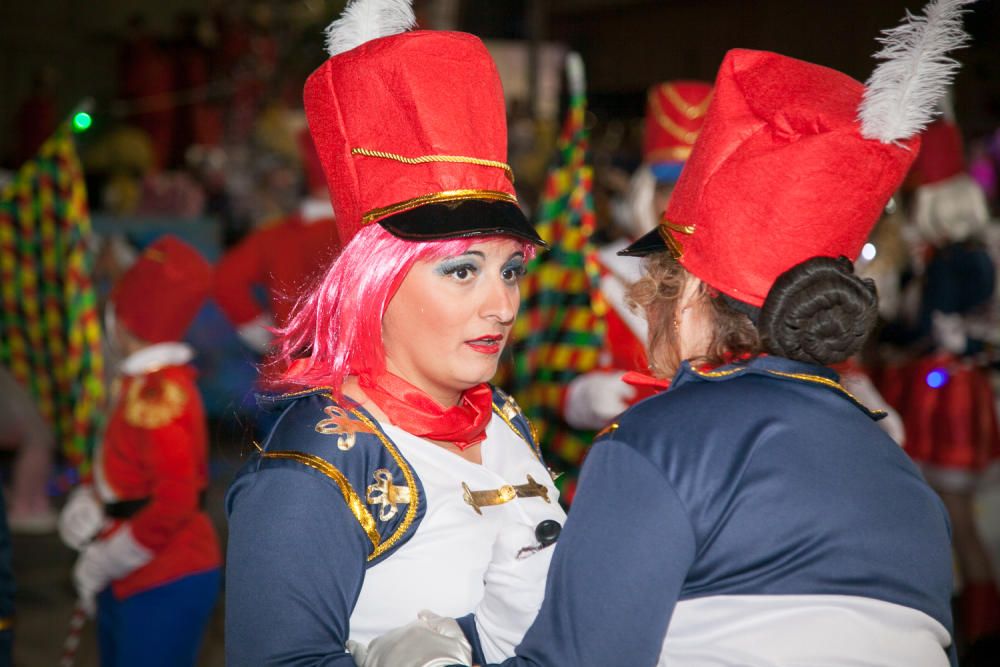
[72,112,93,133]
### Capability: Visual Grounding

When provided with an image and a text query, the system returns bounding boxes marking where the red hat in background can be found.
[910,118,965,187]
[304,4,540,248]
[643,81,712,179]
[111,235,212,343]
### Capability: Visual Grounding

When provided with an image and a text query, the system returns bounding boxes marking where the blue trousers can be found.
[96,568,220,667]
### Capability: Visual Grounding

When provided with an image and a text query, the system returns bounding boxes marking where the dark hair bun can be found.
[758,256,878,366]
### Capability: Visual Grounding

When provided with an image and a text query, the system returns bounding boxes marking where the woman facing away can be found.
[224,1,565,664]
[354,3,971,666]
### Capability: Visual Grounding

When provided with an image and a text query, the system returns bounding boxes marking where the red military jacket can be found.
[213,208,340,328]
[95,343,221,598]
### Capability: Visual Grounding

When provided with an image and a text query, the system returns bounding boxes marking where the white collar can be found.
[120,342,195,376]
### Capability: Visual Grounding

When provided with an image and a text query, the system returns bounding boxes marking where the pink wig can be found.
[269,223,533,394]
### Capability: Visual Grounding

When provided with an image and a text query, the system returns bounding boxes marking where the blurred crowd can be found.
[2,2,1000,664]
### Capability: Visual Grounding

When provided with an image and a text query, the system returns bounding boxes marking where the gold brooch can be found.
[462,474,551,515]
[366,468,412,521]
[315,405,372,451]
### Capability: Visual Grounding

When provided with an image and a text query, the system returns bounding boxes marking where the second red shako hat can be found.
[111,235,212,343]
[910,118,966,186]
[643,81,712,182]
[622,0,973,308]
[304,0,540,247]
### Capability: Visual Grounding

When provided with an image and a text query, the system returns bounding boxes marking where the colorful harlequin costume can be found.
[58,236,221,667]
[224,2,563,664]
[433,4,966,666]
[563,82,712,433]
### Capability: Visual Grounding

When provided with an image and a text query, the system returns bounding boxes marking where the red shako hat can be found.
[304,0,540,247]
[620,0,970,307]
[111,235,211,343]
[643,81,712,167]
[622,0,972,308]
[910,118,965,186]
[627,50,919,307]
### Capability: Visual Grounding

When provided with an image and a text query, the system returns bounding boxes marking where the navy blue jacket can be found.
[224,386,540,666]
[462,356,955,666]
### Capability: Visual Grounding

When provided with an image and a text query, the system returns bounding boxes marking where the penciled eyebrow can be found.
[451,251,485,260]
[440,249,524,264]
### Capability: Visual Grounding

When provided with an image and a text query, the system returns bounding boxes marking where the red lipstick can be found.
[466,335,503,354]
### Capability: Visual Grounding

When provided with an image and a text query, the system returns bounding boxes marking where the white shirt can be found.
[349,414,565,661]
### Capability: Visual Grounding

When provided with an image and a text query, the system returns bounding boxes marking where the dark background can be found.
[2,0,999,166]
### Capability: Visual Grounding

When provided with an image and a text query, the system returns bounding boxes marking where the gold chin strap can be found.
[462,474,551,516]
[359,189,517,226]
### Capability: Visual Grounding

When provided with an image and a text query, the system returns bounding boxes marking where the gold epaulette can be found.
[123,375,188,429]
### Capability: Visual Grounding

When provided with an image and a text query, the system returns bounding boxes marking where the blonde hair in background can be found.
[914,174,991,244]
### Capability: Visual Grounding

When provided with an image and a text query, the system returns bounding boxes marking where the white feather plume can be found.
[324,0,416,58]
[858,0,974,144]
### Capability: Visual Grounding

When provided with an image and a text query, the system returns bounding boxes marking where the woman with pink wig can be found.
[224,1,564,665]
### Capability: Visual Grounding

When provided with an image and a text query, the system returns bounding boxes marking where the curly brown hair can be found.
[627,252,761,378]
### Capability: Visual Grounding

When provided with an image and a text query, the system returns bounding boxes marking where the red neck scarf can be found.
[358,372,493,450]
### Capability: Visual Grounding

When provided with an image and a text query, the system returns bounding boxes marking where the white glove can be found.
[348,610,472,667]
[932,311,967,355]
[58,485,105,551]
[73,525,153,617]
[564,370,635,430]
[236,313,275,354]
[475,523,555,663]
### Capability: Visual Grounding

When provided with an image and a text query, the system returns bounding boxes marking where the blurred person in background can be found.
[58,237,221,667]
[0,367,57,533]
[213,128,339,357]
[893,117,1000,652]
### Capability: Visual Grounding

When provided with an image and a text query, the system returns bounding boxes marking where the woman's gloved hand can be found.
[348,610,472,667]
[564,370,635,430]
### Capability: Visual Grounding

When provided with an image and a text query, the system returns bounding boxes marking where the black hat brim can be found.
[379,200,546,247]
[618,227,667,257]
